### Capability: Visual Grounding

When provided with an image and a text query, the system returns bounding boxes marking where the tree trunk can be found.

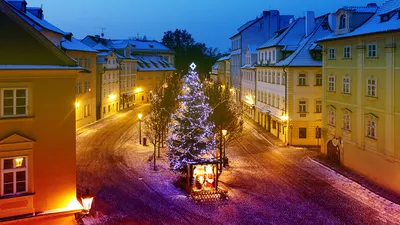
[154,131,157,171]
[158,126,161,158]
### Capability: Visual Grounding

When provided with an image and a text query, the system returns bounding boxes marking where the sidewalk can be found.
[244,117,287,147]
[311,155,400,205]
[245,117,400,205]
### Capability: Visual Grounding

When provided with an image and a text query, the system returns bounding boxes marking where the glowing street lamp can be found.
[75,101,80,108]
[81,189,93,215]
[222,129,228,167]
[138,112,143,144]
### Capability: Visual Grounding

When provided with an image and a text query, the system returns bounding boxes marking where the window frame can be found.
[367,77,377,97]
[342,77,351,94]
[328,108,336,126]
[315,100,322,113]
[367,43,378,58]
[328,48,336,60]
[342,110,351,131]
[1,156,28,196]
[1,88,28,118]
[299,128,307,139]
[366,117,377,139]
[328,75,336,92]
[315,74,322,86]
[298,74,307,86]
[298,100,307,113]
[343,46,351,59]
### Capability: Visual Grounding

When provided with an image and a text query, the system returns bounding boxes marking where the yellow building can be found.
[254,12,332,145]
[81,36,176,105]
[0,2,82,224]
[217,55,231,87]
[6,0,98,129]
[96,51,120,119]
[318,1,400,194]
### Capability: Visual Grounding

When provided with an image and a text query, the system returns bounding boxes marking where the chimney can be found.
[328,13,336,32]
[27,7,43,20]
[305,11,315,36]
[8,0,27,13]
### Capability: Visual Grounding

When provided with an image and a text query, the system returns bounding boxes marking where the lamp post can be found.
[222,129,227,167]
[138,112,143,144]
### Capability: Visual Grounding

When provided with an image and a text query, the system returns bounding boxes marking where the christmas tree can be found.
[167,63,216,174]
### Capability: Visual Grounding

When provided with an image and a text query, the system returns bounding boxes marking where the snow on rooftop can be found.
[62,37,97,53]
[319,0,400,41]
[136,55,175,71]
[0,65,82,70]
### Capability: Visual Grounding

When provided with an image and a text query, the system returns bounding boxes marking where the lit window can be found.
[276,96,280,109]
[328,48,336,59]
[277,73,281,84]
[1,157,27,196]
[84,81,91,93]
[299,100,307,112]
[366,117,376,139]
[315,100,322,113]
[1,89,27,117]
[344,46,351,58]
[342,77,351,94]
[328,75,335,92]
[367,78,377,97]
[328,108,335,126]
[76,82,82,94]
[343,111,351,131]
[367,43,377,58]
[298,74,307,86]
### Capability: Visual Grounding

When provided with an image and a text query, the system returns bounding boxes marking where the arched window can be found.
[339,14,347,29]
[366,115,377,139]
[342,110,351,131]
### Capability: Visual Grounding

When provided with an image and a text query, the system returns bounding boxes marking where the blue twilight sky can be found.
[27,0,384,53]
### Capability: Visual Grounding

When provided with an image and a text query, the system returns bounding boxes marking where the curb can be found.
[309,156,400,205]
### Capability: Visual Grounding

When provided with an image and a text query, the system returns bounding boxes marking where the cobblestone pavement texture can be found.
[76,109,400,224]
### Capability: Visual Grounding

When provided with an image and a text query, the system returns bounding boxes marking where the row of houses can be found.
[215,0,400,194]
[6,0,176,129]
[0,0,175,223]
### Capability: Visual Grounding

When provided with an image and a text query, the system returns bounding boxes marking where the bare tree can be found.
[143,88,163,170]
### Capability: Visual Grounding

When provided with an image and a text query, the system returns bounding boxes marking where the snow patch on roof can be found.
[62,37,97,52]
[319,0,400,41]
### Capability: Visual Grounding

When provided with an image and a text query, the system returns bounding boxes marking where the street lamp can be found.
[81,189,93,215]
[138,112,143,144]
[222,129,227,167]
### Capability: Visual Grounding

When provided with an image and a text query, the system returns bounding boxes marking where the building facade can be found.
[319,1,400,194]
[6,0,98,128]
[255,12,332,145]
[230,10,294,102]
[241,45,257,119]
[0,2,82,223]
[217,55,231,87]
[82,36,176,107]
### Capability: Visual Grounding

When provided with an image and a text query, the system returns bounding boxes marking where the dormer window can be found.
[381,14,390,22]
[339,14,347,29]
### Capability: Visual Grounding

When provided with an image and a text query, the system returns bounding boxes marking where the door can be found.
[327,140,340,164]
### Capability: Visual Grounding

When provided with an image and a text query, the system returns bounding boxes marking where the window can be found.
[367,43,377,58]
[339,14,347,29]
[277,73,280,84]
[316,74,322,86]
[343,111,351,131]
[367,78,377,97]
[328,75,335,92]
[268,71,271,83]
[76,82,82,94]
[281,97,285,110]
[299,128,307,139]
[2,89,27,117]
[84,81,91,93]
[268,94,271,105]
[328,108,335,126]
[1,157,27,196]
[276,96,280,109]
[366,117,376,139]
[272,94,275,107]
[342,77,351,94]
[315,100,322,113]
[299,100,307,112]
[272,120,276,129]
[344,46,351,58]
[328,48,336,59]
[271,71,275,84]
[298,74,307,86]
